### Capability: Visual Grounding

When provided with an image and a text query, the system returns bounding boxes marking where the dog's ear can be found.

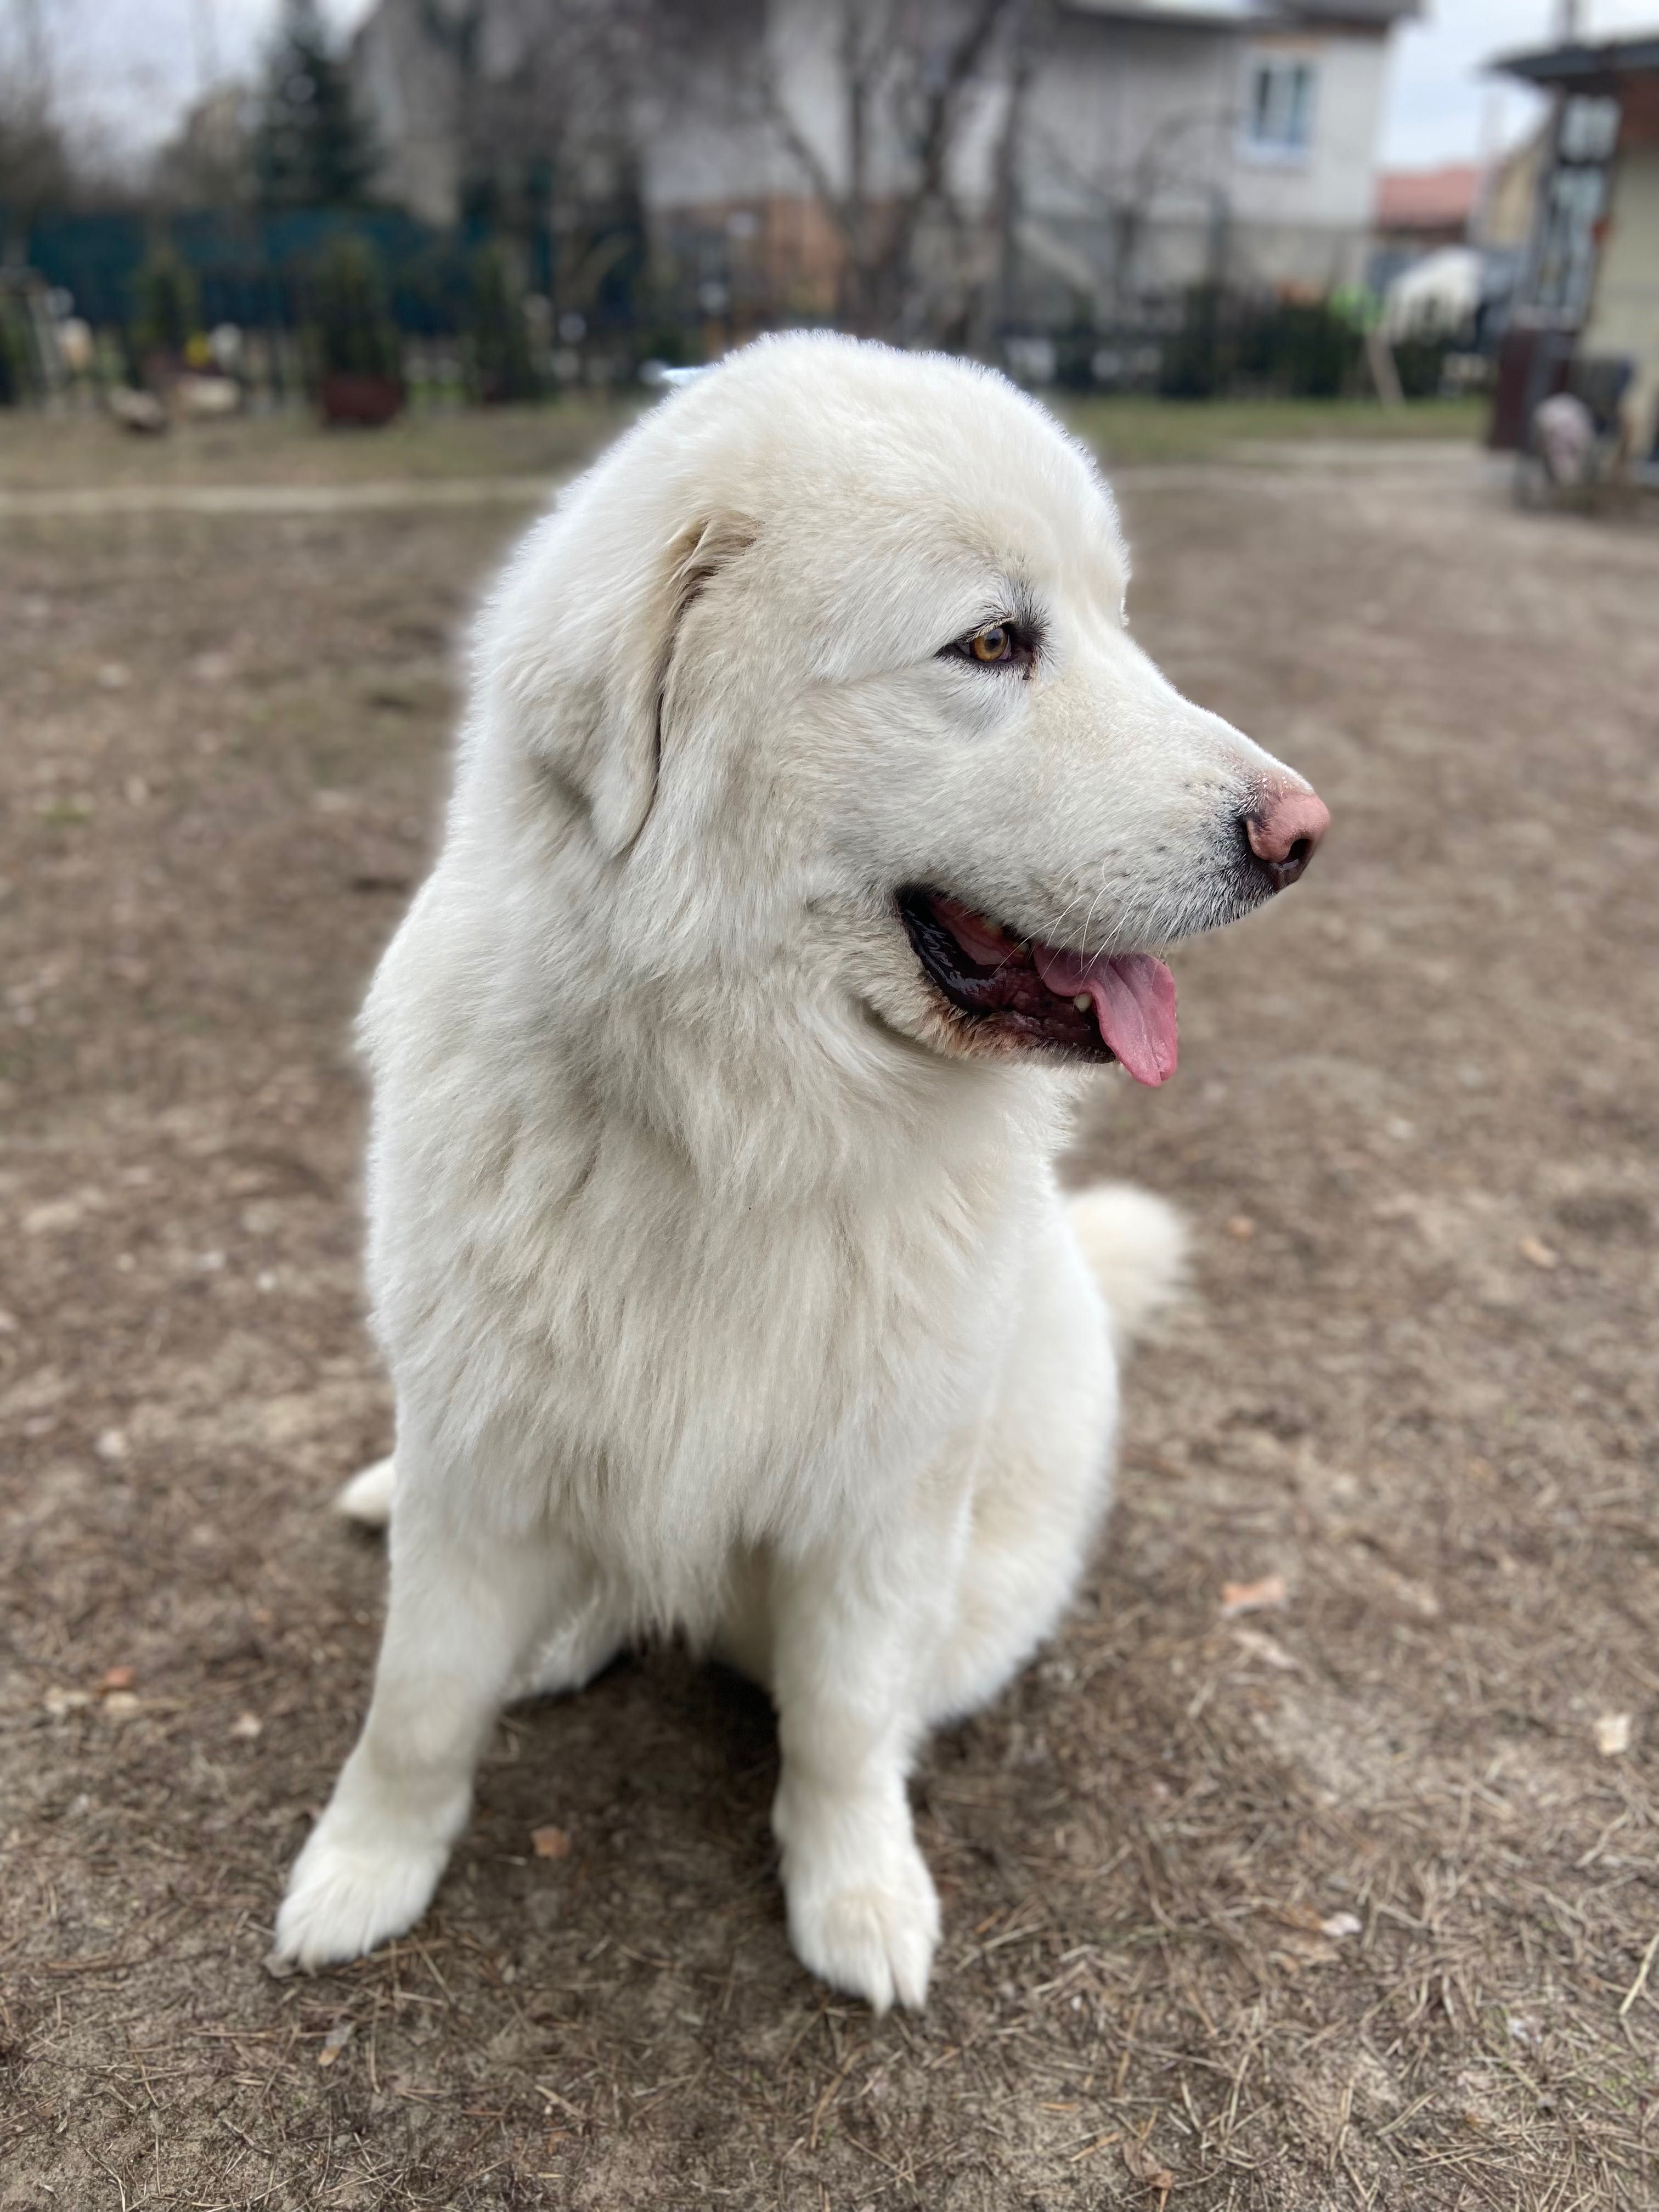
[516,512,758,857]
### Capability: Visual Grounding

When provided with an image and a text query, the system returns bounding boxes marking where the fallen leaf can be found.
[1121,2136,1175,2193]
[1273,1929,1340,1967]
[317,2021,354,2068]
[1221,1573,1286,1617]
[1518,1235,1559,1270]
[98,1664,136,1692]
[1595,1712,1632,1758]
[531,1824,572,1860]
[1274,1904,1326,1933]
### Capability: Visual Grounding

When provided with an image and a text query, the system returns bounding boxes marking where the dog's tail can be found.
[336,1453,396,1529]
[1067,1183,1187,1350]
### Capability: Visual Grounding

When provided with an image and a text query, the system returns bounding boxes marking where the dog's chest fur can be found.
[360,881,1061,1627]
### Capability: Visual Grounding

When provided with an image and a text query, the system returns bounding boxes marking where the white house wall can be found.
[1024,17,1237,230]
[353,0,463,228]
[1582,146,1659,459]
[348,0,1404,309]
[1022,14,1391,295]
[645,0,1009,212]
[1225,29,1391,278]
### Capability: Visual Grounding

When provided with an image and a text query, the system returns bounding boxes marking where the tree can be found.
[0,95,73,240]
[1024,99,1235,317]
[253,0,379,210]
[132,248,201,366]
[304,234,402,379]
[466,241,541,401]
[752,0,1029,343]
[152,85,257,211]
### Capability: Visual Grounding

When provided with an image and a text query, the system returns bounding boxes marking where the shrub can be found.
[1158,286,1365,400]
[1157,283,1229,400]
[304,234,402,382]
[0,308,24,405]
[465,244,540,404]
[132,250,201,371]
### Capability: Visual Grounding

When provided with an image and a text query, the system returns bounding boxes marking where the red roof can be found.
[1374,164,1481,230]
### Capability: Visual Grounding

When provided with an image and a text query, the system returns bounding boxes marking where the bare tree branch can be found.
[756,0,1024,337]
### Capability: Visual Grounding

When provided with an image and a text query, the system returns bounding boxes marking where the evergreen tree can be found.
[306,235,402,381]
[253,0,377,209]
[466,244,541,404]
[132,249,201,364]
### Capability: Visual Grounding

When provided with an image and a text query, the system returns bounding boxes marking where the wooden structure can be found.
[1489,31,1659,466]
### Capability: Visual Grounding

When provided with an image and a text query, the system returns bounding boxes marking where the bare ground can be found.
[2,419,1657,2210]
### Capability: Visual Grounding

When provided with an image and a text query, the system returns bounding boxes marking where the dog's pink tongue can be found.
[1032,946,1178,1086]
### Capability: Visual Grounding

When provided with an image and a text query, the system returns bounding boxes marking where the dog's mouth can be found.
[896,888,1178,1085]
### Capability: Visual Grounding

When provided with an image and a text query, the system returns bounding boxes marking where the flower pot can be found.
[318,373,403,427]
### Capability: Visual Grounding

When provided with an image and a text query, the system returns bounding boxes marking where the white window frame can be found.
[1240,52,1318,166]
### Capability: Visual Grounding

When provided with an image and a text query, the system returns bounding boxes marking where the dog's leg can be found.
[768,1495,968,2014]
[924,1206,1119,1728]
[328,1455,628,1702]
[511,1582,630,1702]
[270,1487,565,1972]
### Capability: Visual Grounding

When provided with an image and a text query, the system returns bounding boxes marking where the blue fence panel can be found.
[5,206,459,334]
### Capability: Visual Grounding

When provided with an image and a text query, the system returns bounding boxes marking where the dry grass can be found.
[2,419,1656,2209]
[1060,392,1486,466]
[0,396,636,493]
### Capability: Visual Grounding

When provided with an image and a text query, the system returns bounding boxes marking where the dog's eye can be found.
[945,618,1034,672]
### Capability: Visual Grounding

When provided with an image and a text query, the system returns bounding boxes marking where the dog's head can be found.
[479,334,1327,1088]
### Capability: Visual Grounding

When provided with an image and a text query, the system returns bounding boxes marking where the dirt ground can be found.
[2,409,1656,2211]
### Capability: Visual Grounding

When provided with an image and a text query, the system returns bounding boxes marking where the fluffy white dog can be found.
[270,334,1327,2010]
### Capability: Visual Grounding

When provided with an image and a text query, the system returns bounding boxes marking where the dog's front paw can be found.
[268,1804,453,1973]
[780,1820,941,2013]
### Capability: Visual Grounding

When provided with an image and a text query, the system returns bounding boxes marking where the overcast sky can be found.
[16,0,1659,178]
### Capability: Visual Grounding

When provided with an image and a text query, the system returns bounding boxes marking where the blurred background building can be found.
[354,0,1415,323]
[1485,29,1659,465]
[1,0,1656,468]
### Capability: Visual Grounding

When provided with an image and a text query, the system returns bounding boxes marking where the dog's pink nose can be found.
[1245,786,1329,891]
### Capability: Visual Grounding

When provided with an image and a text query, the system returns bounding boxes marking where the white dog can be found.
[270,334,1327,2010]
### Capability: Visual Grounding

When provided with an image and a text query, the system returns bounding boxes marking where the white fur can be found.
[335,1454,395,1527]
[270,335,1313,2008]
[1065,1183,1189,1351]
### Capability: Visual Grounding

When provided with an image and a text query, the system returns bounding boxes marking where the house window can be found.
[1244,56,1316,159]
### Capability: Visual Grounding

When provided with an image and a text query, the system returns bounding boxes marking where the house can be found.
[1487,30,1659,462]
[1370,163,1482,305]
[349,0,1417,340]
[1010,0,1417,313]
[1369,137,1545,336]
